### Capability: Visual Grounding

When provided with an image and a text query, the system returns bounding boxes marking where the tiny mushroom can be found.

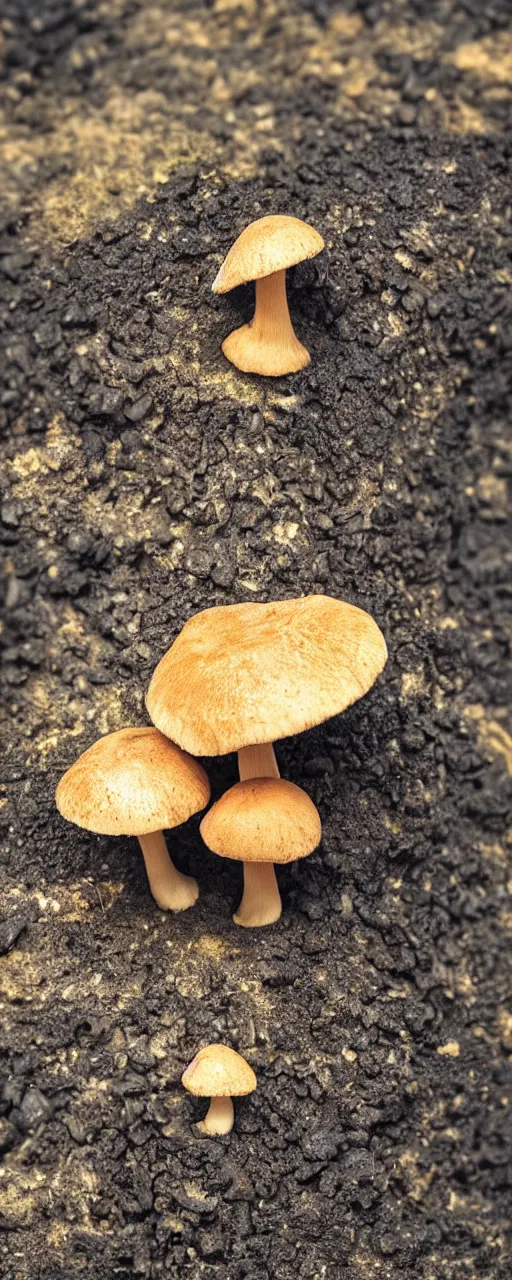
[56,726,210,912]
[182,1044,257,1134]
[212,214,324,376]
[200,777,321,927]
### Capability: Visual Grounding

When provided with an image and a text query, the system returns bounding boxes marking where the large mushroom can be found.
[56,727,210,911]
[200,777,321,927]
[212,215,324,376]
[182,1044,257,1134]
[146,595,387,782]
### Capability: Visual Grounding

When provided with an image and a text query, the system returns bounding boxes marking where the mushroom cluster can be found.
[56,594,386,928]
[147,594,387,926]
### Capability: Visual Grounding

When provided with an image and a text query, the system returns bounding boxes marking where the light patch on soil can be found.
[447,99,494,136]
[329,13,365,40]
[309,13,447,107]
[0,1167,45,1226]
[2,6,505,247]
[192,933,236,959]
[194,365,267,407]
[437,1040,460,1057]
[0,90,217,241]
[420,89,495,136]
[496,1008,512,1050]
[82,486,170,546]
[0,949,46,1005]
[376,19,446,59]
[22,673,140,763]
[449,33,512,81]
[49,1154,101,1225]
[464,706,512,775]
[401,668,428,701]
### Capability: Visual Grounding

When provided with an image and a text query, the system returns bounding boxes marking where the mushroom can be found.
[56,726,210,912]
[182,1044,257,1134]
[212,214,324,376]
[146,595,387,791]
[200,777,321,927]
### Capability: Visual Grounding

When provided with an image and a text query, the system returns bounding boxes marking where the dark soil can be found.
[1,1,511,1277]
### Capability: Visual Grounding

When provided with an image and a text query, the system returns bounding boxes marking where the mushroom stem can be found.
[234,860,282,928]
[198,1095,235,1136]
[238,742,280,781]
[222,270,310,376]
[236,743,282,926]
[254,270,296,342]
[137,830,199,912]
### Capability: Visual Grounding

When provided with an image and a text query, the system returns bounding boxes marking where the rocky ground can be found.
[1,1,511,1277]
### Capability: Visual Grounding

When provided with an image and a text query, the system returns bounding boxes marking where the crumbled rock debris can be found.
[0,914,27,954]
[0,0,511,1278]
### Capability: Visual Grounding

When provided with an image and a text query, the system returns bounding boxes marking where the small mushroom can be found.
[201,777,321,927]
[212,214,324,376]
[182,1044,257,1134]
[146,596,387,790]
[56,727,210,912]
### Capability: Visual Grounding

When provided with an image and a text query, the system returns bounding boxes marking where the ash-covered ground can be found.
[1,1,511,1277]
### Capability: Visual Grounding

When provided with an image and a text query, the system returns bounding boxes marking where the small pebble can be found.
[20,1087,52,1129]
[437,1040,460,1057]
[124,393,153,422]
[0,916,27,955]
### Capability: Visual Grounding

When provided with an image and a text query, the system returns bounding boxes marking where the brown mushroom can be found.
[212,215,324,376]
[201,777,321,927]
[146,595,388,791]
[182,1044,257,1134]
[56,727,210,911]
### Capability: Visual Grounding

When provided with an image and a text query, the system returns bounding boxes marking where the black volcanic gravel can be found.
[0,1,511,1278]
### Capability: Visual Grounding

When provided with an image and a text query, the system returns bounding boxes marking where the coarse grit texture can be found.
[0,0,511,1278]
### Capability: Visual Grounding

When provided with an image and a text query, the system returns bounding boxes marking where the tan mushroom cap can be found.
[212,215,324,294]
[56,726,210,837]
[201,777,321,865]
[146,595,387,757]
[182,1044,257,1097]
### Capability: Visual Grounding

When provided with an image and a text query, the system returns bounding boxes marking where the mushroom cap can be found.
[146,595,387,756]
[56,726,210,836]
[200,777,321,864]
[212,215,324,294]
[182,1044,257,1097]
